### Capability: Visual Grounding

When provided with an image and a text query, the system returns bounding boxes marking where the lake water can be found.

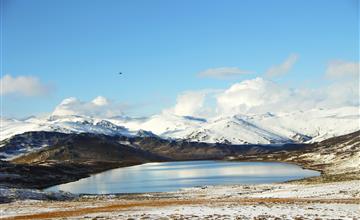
[46,161,320,194]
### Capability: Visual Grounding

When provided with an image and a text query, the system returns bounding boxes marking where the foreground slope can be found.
[1,180,359,219]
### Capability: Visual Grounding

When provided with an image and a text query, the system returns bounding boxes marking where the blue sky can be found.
[1,0,359,118]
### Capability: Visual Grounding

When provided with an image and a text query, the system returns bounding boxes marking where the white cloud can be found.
[49,77,359,119]
[52,96,125,118]
[325,60,359,78]
[91,96,109,106]
[198,67,252,79]
[218,77,359,115]
[46,58,360,119]
[172,91,206,116]
[265,54,299,77]
[0,74,51,96]
[216,78,291,114]
[164,90,216,118]
[166,76,359,117]
[178,58,360,115]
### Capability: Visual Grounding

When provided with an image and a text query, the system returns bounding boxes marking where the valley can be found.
[0,113,359,219]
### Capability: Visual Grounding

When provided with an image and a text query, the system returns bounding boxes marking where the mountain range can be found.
[1,106,359,147]
[1,104,359,188]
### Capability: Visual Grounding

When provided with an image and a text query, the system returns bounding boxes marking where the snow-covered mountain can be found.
[1,115,134,141]
[1,106,359,145]
[108,106,359,144]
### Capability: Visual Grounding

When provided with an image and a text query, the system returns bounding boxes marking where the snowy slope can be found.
[108,113,204,135]
[1,106,359,145]
[297,131,360,175]
[160,115,291,144]
[0,115,136,142]
[233,106,360,143]
[113,106,359,144]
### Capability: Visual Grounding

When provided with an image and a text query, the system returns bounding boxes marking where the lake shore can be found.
[46,161,320,194]
[1,180,359,219]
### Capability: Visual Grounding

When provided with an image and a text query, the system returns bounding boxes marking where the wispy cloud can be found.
[265,54,299,78]
[0,74,52,97]
[325,60,359,78]
[198,67,253,79]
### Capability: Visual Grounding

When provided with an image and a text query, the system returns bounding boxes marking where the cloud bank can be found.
[1,74,51,96]
[170,57,359,117]
[216,77,359,115]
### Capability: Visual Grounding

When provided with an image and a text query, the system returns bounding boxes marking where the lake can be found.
[46,161,320,194]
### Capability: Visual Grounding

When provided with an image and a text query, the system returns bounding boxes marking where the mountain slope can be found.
[1,131,301,161]
[235,130,360,182]
[163,115,291,144]
[1,115,134,142]
[117,107,359,144]
[0,131,304,189]
[12,133,165,164]
[298,130,360,175]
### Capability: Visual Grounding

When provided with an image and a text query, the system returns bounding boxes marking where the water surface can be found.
[46,161,320,194]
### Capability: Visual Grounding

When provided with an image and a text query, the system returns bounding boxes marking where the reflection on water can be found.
[46,161,320,194]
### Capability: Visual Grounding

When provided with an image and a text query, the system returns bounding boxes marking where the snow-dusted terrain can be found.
[296,131,360,175]
[1,106,359,145]
[1,107,359,219]
[1,180,359,219]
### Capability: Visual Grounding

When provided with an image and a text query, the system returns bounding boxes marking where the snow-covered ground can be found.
[177,180,360,200]
[1,180,359,219]
[0,187,77,202]
[75,203,359,220]
[293,131,360,175]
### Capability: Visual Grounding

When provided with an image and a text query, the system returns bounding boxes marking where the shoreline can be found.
[1,157,356,202]
[1,131,358,219]
[45,160,322,194]
[1,159,359,219]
